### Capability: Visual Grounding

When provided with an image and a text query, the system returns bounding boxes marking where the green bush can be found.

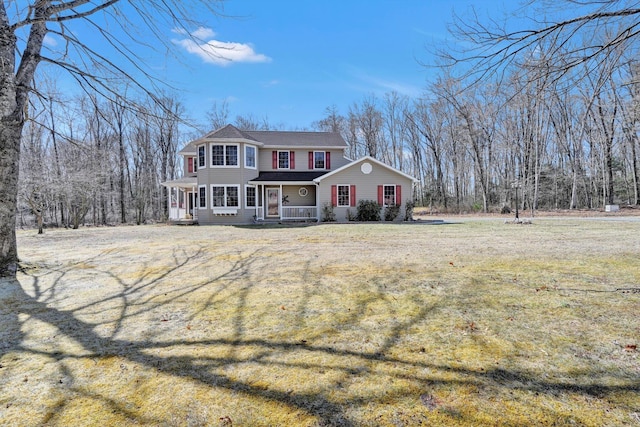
[321,202,336,222]
[384,204,400,221]
[356,200,381,221]
[404,200,415,221]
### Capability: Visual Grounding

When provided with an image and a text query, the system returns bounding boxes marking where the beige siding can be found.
[258,148,349,171]
[318,159,414,222]
[195,141,260,225]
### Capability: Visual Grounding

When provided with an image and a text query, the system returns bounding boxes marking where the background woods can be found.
[15,1,640,231]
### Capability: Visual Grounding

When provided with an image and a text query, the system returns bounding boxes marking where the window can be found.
[212,185,239,208]
[337,185,350,207]
[198,146,206,168]
[198,186,207,208]
[278,151,289,169]
[211,144,239,167]
[245,185,256,208]
[384,185,396,207]
[193,157,198,172]
[245,145,256,169]
[314,151,326,169]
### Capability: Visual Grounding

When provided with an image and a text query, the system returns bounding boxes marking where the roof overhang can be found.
[248,171,326,185]
[161,177,198,189]
[314,156,418,183]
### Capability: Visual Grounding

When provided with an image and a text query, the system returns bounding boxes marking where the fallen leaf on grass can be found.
[624,344,637,352]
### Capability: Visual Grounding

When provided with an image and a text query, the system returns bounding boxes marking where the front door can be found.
[267,188,280,217]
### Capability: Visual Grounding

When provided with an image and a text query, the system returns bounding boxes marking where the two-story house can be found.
[162,124,417,224]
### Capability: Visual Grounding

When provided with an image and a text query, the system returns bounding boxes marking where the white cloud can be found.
[43,34,57,47]
[173,27,270,67]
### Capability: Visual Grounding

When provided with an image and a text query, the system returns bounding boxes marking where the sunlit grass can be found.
[1,218,639,426]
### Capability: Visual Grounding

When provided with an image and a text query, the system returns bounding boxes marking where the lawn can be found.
[1,218,639,426]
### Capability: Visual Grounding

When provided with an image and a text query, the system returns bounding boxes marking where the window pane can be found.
[212,186,225,206]
[278,151,289,169]
[212,145,224,166]
[314,152,325,169]
[199,187,206,208]
[227,186,239,207]
[246,187,256,207]
[226,145,238,166]
[337,185,350,207]
[384,185,395,206]
[246,146,256,168]
[198,146,205,167]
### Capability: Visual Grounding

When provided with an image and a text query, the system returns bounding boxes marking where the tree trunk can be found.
[0,8,19,276]
[0,121,22,276]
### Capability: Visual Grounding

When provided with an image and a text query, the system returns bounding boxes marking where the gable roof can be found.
[203,124,259,141]
[178,124,347,154]
[314,156,418,183]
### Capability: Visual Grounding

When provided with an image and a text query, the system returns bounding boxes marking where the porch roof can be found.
[161,176,197,189]
[248,171,326,184]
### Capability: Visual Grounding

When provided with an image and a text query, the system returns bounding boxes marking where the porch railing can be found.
[281,206,318,221]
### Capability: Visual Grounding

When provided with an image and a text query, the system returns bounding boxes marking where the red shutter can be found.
[396,185,402,206]
[187,157,193,173]
[377,185,384,205]
[308,151,314,169]
[350,185,356,207]
[326,152,331,169]
[290,151,295,169]
[331,185,337,206]
[272,151,277,169]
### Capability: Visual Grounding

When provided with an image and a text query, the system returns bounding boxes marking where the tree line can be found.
[13,1,640,236]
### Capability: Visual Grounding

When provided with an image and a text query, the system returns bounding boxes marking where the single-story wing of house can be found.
[161,124,417,224]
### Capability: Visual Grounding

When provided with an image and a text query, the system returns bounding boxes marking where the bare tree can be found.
[442,0,640,88]
[0,0,225,277]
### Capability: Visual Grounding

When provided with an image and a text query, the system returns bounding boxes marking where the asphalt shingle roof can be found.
[249,171,328,182]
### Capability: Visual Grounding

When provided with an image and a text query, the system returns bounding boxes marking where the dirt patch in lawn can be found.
[2,220,639,426]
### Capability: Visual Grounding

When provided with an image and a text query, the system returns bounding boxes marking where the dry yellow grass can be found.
[1,218,639,426]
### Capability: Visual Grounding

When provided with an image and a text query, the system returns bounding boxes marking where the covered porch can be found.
[249,172,325,222]
[161,177,198,224]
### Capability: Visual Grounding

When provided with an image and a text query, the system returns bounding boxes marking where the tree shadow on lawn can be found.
[1,246,638,426]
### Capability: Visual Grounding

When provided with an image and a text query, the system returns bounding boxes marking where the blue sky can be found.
[153,0,513,130]
[38,0,510,131]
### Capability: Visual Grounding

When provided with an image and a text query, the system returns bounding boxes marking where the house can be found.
[161,124,417,224]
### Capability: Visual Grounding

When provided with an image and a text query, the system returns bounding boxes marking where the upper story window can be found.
[278,151,290,169]
[198,146,206,168]
[309,151,331,169]
[314,152,325,169]
[245,145,256,169]
[272,150,295,169]
[211,143,239,167]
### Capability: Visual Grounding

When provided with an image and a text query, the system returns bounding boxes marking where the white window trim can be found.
[245,145,257,169]
[198,185,207,209]
[314,151,326,170]
[383,184,396,207]
[198,145,206,169]
[211,184,241,208]
[245,185,257,208]
[277,150,290,170]
[210,143,240,168]
[337,184,350,207]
